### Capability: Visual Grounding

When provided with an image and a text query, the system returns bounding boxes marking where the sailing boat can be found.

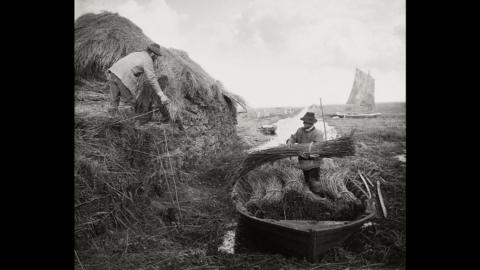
[335,68,381,118]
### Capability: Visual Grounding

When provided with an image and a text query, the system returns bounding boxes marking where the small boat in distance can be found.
[258,124,277,135]
[335,68,381,118]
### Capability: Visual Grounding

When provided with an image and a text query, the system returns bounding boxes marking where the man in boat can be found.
[107,43,171,125]
[286,112,324,193]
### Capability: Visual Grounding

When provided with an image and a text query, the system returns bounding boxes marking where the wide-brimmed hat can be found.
[147,43,162,56]
[300,112,317,124]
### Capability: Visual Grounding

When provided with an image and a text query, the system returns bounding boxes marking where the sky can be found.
[75,0,405,108]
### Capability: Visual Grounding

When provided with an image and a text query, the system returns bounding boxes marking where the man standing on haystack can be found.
[286,112,324,193]
[107,43,171,125]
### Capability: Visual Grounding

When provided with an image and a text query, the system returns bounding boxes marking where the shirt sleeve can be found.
[143,57,165,96]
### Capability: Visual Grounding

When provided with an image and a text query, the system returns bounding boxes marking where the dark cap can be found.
[300,112,318,124]
[147,43,162,56]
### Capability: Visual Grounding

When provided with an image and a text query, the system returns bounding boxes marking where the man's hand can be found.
[299,152,310,159]
[161,95,171,105]
[286,139,294,148]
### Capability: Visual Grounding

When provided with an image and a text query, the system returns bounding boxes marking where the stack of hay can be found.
[243,159,366,221]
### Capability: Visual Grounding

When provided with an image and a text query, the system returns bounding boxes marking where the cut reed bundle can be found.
[237,132,355,178]
[241,160,367,221]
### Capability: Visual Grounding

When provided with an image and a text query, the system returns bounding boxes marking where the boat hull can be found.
[258,125,277,135]
[335,112,381,119]
[235,204,375,262]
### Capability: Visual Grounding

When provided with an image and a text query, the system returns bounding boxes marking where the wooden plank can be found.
[376,180,387,218]
[362,172,375,188]
[358,171,372,198]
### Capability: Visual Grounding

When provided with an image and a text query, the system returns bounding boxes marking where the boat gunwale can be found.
[235,202,375,233]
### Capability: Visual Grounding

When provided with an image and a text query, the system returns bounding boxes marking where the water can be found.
[218,229,236,254]
[250,106,338,152]
[218,105,340,254]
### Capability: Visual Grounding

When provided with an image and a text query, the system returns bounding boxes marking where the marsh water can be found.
[251,106,339,152]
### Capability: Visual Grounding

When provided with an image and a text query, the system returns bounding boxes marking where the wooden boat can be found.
[231,178,377,262]
[334,112,381,118]
[258,124,277,135]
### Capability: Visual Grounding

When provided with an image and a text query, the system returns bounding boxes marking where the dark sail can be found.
[345,68,375,112]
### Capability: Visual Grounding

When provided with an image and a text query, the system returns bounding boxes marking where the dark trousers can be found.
[135,89,170,124]
[109,72,170,124]
[109,72,135,108]
[302,167,320,184]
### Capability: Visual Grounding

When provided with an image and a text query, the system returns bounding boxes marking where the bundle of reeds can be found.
[315,167,356,201]
[282,166,304,193]
[261,175,284,204]
[237,132,355,178]
[242,161,366,221]
[244,175,266,210]
[281,182,337,220]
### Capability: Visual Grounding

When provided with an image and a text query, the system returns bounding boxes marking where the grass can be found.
[75,102,405,269]
[309,103,406,267]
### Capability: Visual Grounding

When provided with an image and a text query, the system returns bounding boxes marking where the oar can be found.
[376,180,387,218]
[358,170,372,199]
[362,171,375,188]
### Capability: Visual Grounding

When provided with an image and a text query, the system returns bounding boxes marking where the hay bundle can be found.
[262,175,284,203]
[245,164,283,215]
[240,156,376,221]
[282,166,304,193]
[281,180,337,220]
[237,132,355,178]
[242,161,366,221]
[316,167,357,202]
[244,175,266,211]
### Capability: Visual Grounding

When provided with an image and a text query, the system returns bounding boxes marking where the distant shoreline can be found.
[251,101,405,110]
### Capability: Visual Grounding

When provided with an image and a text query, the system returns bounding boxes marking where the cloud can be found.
[75,0,406,107]
[230,0,405,72]
[75,0,186,48]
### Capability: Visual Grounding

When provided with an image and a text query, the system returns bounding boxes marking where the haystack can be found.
[75,11,246,122]
[74,12,247,245]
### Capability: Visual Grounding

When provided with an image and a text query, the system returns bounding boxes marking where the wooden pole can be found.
[320,98,328,141]
[376,180,387,218]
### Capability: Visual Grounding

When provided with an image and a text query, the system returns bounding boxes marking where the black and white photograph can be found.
[74,0,406,269]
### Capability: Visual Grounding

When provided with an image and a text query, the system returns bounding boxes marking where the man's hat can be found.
[147,43,162,56]
[300,112,318,124]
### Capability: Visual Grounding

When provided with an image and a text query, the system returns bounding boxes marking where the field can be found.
[75,102,405,270]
